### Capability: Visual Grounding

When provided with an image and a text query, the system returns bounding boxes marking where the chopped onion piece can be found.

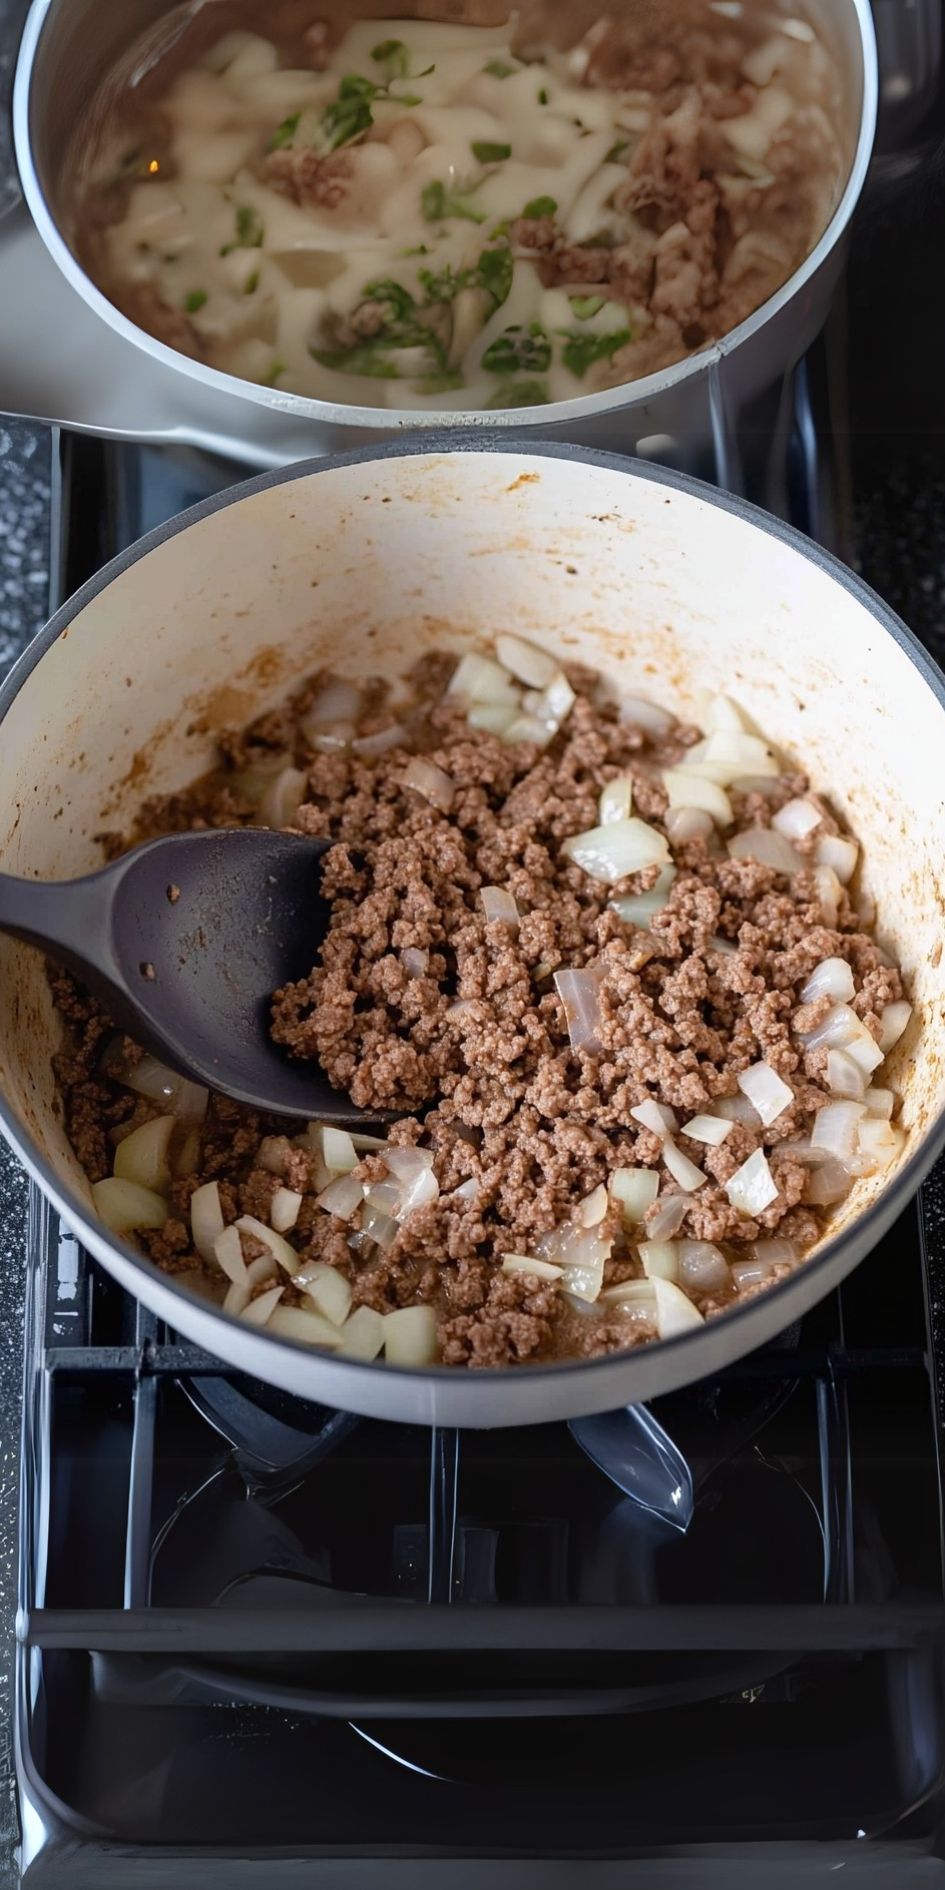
[361,1202,399,1250]
[449,651,519,706]
[725,1149,778,1216]
[352,723,407,756]
[599,774,634,826]
[879,1001,912,1053]
[303,676,361,728]
[647,1191,690,1239]
[501,1253,564,1281]
[806,1157,854,1205]
[736,1060,793,1127]
[610,1167,659,1224]
[857,1117,905,1170]
[631,1099,677,1137]
[802,957,855,1005]
[235,1214,302,1277]
[108,1049,209,1121]
[813,864,842,926]
[397,1165,441,1216]
[322,1127,357,1174]
[683,1113,733,1146]
[554,963,607,1054]
[527,671,576,728]
[611,864,677,929]
[495,633,558,688]
[350,1130,390,1152]
[665,806,713,845]
[663,768,732,827]
[384,1145,435,1181]
[468,701,517,736]
[267,1304,344,1348]
[240,1284,284,1327]
[401,947,429,978]
[316,1173,364,1221]
[502,714,556,747]
[704,693,750,734]
[816,834,858,884]
[679,1241,730,1292]
[845,1031,885,1077]
[337,1305,385,1361]
[295,1261,352,1326]
[114,1114,175,1193]
[258,766,307,829]
[713,1092,761,1126]
[271,1186,302,1233]
[652,1276,705,1337]
[480,885,519,926]
[401,756,454,811]
[246,1253,277,1286]
[732,1258,772,1290]
[383,1304,438,1366]
[704,729,780,777]
[575,1183,609,1228]
[621,694,675,738]
[364,1179,403,1218]
[727,827,804,875]
[826,1048,866,1100]
[453,1177,480,1201]
[663,1139,707,1192]
[773,797,821,841]
[864,1086,894,1119]
[811,1100,866,1162]
[754,1237,797,1267]
[562,817,670,883]
[190,1179,225,1263]
[213,1224,248,1286]
[258,1135,291,1176]
[223,1280,250,1316]
[799,1003,862,1051]
[639,1240,679,1281]
[92,1176,168,1234]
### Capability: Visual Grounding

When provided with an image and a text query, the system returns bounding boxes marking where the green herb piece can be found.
[319,77,377,150]
[482,323,551,375]
[311,343,401,378]
[489,218,510,240]
[400,243,432,257]
[244,267,260,294]
[263,359,286,385]
[560,326,630,377]
[485,58,516,77]
[362,278,418,320]
[537,86,549,104]
[606,139,630,162]
[419,239,512,310]
[476,244,513,306]
[220,204,264,255]
[421,179,487,224]
[371,38,409,80]
[569,294,606,320]
[522,194,557,219]
[269,111,300,150]
[416,369,466,393]
[183,289,207,313]
[486,378,549,408]
[471,139,511,163]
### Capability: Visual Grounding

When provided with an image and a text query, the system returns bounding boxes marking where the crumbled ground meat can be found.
[52,650,906,1371]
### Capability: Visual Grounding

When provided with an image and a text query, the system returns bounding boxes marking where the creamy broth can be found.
[72,4,847,411]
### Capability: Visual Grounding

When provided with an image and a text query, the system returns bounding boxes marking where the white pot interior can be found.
[0,446,941,1345]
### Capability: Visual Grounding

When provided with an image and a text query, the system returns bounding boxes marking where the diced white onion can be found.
[621,693,675,738]
[213,1224,248,1286]
[384,1145,434,1181]
[364,1179,403,1218]
[599,775,634,825]
[631,1099,677,1136]
[806,1157,854,1205]
[811,1100,866,1162]
[562,817,670,883]
[258,766,307,829]
[857,1117,904,1170]
[401,946,430,978]
[449,651,519,706]
[527,671,576,729]
[554,963,607,1054]
[879,1001,912,1054]
[267,1304,344,1348]
[352,723,407,757]
[639,1240,679,1280]
[109,1049,209,1122]
[397,1165,441,1216]
[773,797,821,841]
[114,1115,175,1193]
[864,1087,894,1119]
[704,729,780,778]
[754,1236,797,1267]
[495,633,558,689]
[647,1191,690,1239]
[652,1276,705,1338]
[665,806,713,845]
[816,834,858,884]
[303,677,361,729]
[799,1003,862,1051]
[575,1183,609,1228]
[222,1280,250,1316]
[190,1179,225,1263]
[826,1048,866,1100]
[727,827,804,875]
[725,1148,778,1216]
[468,701,517,736]
[271,1186,302,1233]
[322,1126,357,1174]
[610,1167,659,1224]
[663,768,732,827]
[401,756,454,812]
[92,1176,169,1234]
[258,1135,291,1176]
[480,886,519,926]
[337,1305,385,1361]
[712,1092,761,1126]
[682,1113,733,1147]
[663,1139,707,1192]
[295,1261,353,1326]
[235,1214,302,1276]
[813,863,842,926]
[611,892,666,930]
[501,714,556,747]
[453,1177,480,1201]
[736,1060,793,1127]
[316,1173,364,1220]
[383,1304,438,1366]
[501,1253,564,1281]
[240,1284,284,1327]
[360,1202,399,1250]
[845,1031,885,1077]
[704,693,750,734]
[802,957,855,1005]
[679,1241,730,1292]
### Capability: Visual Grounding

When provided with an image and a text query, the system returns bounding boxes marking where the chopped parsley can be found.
[244,268,260,295]
[569,294,606,320]
[269,112,300,151]
[486,378,549,408]
[421,178,487,224]
[522,194,557,219]
[471,139,512,163]
[183,289,207,313]
[370,38,409,80]
[416,369,466,394]
[484,58,517,78]
[419,241,512,311]
[537,86,549,105]
[220,205,264,254]
[482,322,550,375]
[477,244,513,306]
[560,326,631,377]
[606,139,631,162]
[362,279,418,320]
[263,359,286,385]
[310,344,401,379]
[313,278,448,378]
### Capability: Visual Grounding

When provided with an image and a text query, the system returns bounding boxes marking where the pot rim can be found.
[12,0,879,434]
[0,433,943,1396]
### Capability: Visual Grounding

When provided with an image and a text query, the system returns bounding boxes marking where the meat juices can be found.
[53,641,911,1370]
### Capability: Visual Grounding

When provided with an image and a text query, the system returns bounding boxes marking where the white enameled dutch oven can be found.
[0,440,942,1427]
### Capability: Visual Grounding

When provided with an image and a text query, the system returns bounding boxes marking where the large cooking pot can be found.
[12,0,878,463]
[0,440,942,1425]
